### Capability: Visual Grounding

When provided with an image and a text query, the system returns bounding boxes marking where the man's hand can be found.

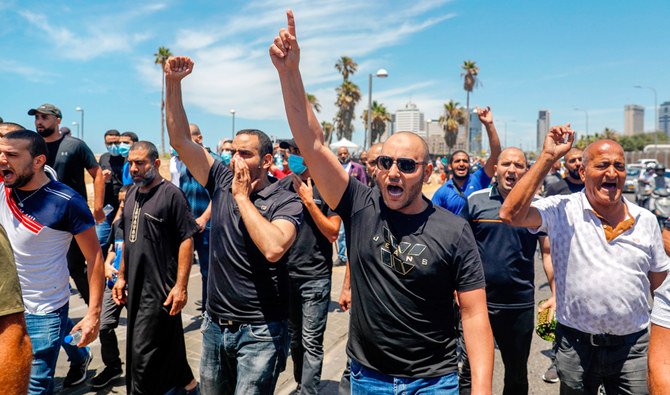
[269,10,300,73]
[71,312,100,347]
[195,215,207,233]
[112,278,127,306]
[543,123,574,161]
[93,208,106,224]
[476,106,493,126]
[102,169,112,182]
[232,157,254,198]
[539,295,556,320]
[164,56,194,82]
[104,262,118,281]
[338,287,351,311]
[164,285,188,316]
[291,174,314,204]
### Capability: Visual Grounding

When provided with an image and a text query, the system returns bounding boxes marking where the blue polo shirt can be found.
[432,167,491,215]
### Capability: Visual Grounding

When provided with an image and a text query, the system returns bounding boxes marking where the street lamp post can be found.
[634,85,658,154]
[230,109,236,139]
[72,121,79,137]
[574,107,589,137]
[75,106,84,140]
[365,68,388,149]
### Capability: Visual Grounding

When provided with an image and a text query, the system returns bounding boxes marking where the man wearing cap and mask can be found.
[279,138,341,394]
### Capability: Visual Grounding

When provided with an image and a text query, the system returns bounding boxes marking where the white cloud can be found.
[0,59,55,82]
[145,0,456,125]
[18,3,165,61]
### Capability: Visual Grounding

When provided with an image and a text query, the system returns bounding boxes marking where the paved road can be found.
[56,254,559,394]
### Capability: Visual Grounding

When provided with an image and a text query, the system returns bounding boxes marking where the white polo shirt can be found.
[652,275,670,329]
[532,192,670,335]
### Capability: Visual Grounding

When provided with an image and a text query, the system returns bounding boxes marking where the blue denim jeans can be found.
[199,313,289,394]
[288,277,331,394]
[337,223,347,263]
[350,359,459,394]
[194,228,210,307]
[95,212,113,253]
[25,303,87,395]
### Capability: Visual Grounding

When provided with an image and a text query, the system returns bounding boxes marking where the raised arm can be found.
[291,175,341,242]
[499,124,574,227]
[477,107,502,178]
[164,56,215,186]
[270,10,349,209]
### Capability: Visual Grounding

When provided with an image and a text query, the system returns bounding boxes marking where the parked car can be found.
[625,167,640,193]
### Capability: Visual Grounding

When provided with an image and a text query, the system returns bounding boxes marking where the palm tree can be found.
[321,121,334,145]
[154,46,172,154]
[602,127,619,141]
[439,100,466,152]
[334,79,361,141]
[461,60,479,152]
[361,101,391,144]
[335,56,358,81]
[306,93,321,113]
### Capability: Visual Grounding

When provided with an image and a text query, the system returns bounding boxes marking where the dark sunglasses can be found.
[376,155,426,174]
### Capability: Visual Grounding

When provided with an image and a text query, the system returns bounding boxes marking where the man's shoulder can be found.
[43,180,81,201]
[545,179,569,195]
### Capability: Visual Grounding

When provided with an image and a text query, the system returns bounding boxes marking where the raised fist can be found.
[164,56,194,81]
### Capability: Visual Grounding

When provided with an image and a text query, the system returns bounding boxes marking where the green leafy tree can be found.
[306,93,321,113]
[439,100,466,152]
[154,46,173,154]
[334,57,361,140]
[461,60,480,150]
[361,101,391,144]
[321,121,334,145]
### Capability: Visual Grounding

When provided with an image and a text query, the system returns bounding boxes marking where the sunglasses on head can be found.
[376,155,426,174]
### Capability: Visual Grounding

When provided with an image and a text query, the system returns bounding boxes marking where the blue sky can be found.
[1,0,668,154]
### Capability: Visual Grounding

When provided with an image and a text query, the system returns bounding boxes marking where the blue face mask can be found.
[107,144,120,156]
[118,143,131,158]
[221,150,232,166]
[288,154,307,175]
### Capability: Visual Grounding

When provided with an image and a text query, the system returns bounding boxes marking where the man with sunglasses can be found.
[271,11,493,394]
[432,108,501,215]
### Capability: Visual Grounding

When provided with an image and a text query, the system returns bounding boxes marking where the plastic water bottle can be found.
[103,204,114,216]
[63,330,82,346]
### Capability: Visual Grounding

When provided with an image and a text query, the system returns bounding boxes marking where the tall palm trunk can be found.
[465,91,470,153]
[160,73,165,155]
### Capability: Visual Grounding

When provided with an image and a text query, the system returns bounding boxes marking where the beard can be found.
[568,167,581,180]
[338,156,350,164]
[133,167,157,187]
[38,126,57,138]
[5,170,34,189]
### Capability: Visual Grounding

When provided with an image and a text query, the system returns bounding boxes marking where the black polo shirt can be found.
[278,176,335,280]
[545,177,583,196]
[205,160,303,323]
[45,135,99,200]
[99,152,126,209]
[335,177,485,377]
[461,185,542,309]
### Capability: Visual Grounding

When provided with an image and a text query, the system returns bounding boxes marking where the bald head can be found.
[497,147,527,166]
[0,122,25,137]
[189,123,203,145]
[369,143,383,158]
[583,140,623,166]
[383,132,430,163]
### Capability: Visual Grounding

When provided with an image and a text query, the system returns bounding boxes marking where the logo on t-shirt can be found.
[377,227,427,275]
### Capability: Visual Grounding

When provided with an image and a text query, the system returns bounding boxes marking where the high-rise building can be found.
[394,101,425,136]
[536,110,550,151]
[425,119,446,155]
[468,111,483,154]
[660,101,670,137]
[624,104,644,135]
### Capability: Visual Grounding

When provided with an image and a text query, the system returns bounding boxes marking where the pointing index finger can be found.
[287,9,296,38]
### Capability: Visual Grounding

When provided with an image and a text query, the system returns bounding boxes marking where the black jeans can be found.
[99,288,125,370]
[555,324,648,395]
[459,306,534,395]
[67,238,89,303]
[288,277,331,395]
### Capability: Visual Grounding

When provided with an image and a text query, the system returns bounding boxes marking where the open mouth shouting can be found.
[387,183,404,198]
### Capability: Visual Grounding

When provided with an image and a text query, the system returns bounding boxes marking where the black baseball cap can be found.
[279,139,298,150]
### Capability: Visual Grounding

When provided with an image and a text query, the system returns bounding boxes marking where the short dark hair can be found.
[105,129,120,138]
[450,150,470,164]
[130,141,159,161]
[236,129,272,157]
[121,131,139,143]
[4,130,48,159]
[0,122,26,132]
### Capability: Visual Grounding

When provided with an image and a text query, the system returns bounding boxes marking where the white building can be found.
[468,111,483,154]
[624,104,644,136]
[537,110,551,151]
[395,101,425,137]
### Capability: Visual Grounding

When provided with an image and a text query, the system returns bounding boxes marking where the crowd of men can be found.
[2,9,670,395]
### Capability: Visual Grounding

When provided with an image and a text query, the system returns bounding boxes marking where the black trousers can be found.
[459,306,534,395]
[67,238,89,304]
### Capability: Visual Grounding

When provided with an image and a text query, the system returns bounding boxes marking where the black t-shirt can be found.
[46,136,99,199]
[544,177,583,196]
[99,153,126,209]
[278,176,335,279]
[335,177,485,377]
[461,186,541,309]
[205,160,303,323]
